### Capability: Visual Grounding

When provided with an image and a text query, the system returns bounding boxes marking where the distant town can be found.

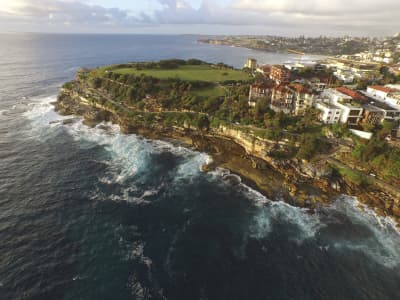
[198,33,400,57]
[246,55,400,139]
[242,29,400,128]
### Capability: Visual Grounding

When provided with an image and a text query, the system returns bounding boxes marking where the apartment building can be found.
[270,65,291,85]
[315,101,342,124]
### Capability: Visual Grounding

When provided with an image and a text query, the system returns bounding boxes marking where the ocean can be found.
[0,33,399,300]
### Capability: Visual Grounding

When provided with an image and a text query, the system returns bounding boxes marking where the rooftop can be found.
[323,88,352,99]
[368,85,394,93]
[337,99,363,108]
[336,87,367,101]
[289,83,313,94]
[362,104,384,112]
[362,92,400,111]
[316,101,340,110]
[366,99,399,111]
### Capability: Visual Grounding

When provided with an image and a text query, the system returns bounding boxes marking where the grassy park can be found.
[110,64,251,82]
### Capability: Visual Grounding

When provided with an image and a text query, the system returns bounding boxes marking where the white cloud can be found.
[0,0,399,35]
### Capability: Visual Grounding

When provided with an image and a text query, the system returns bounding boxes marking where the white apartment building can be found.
[322,89,364,126]
[315,101,342,124]
[367,86,400,109]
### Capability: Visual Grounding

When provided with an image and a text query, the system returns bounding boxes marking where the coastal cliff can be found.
[54,64,400,224]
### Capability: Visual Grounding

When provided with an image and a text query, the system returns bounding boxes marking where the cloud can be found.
[0,0,146,27]
[232,0,400,15]
[0,0,399,35]
[146,0,400,35]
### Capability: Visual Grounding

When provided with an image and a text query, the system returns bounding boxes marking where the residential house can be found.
[256,65,271,77]
[315,101,342,124]
[289,83,315,115]
[248,82,274,107]
[270,85,295,114]
[309,77,327,93]
[270,65,291,85]
[336,87,367,102]
[367,85,400,109]
[322,88,363,126]
[368,100,400,121]
[367,85,393,99]
[361,104,386,125]
[244,58,257,71]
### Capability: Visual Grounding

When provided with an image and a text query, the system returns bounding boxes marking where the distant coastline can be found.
[197,35,378,56]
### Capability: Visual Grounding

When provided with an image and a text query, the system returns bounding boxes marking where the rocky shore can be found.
[54,85,400,226]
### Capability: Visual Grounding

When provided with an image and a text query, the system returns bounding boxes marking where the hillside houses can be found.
[318,87,400,126]
[246,58,400,129]
[320,89,364,126]
[270,65,291,85]
[366,85,400,109]
[248,82,314,115]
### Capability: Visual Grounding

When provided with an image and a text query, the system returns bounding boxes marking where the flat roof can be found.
[316,101,340,109]
[362,104,384,112]
[367,100,399,111]
[359,91,399,110]
[337,99,363,109]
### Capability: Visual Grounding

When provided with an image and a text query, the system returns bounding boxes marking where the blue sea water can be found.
[0,33,399,300]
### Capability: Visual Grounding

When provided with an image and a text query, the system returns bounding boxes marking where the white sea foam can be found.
[174,151,209,183]
[245,190,400,268]
[23,95,69,139]
[208,167,230,179]
[248,199,323,243]
[23,95,211,186]
[209,169,324,242]
[326,196,400,268]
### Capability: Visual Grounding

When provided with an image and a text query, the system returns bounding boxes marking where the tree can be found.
[254,98,270,121]
[92,78,103,89]
[187,59,204,65]
[296,133,329,160]
[197,115,210,131]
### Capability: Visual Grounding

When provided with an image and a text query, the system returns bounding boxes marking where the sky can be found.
[0,0,399,36]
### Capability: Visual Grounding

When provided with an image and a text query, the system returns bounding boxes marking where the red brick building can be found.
[270,65,291,85]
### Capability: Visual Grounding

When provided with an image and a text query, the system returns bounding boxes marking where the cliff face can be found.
[55,78,400,224]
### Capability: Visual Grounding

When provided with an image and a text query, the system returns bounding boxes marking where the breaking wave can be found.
[22,95,210,195]
[325,196,400,269]
[22,96,400,270]
[245,190,400,268]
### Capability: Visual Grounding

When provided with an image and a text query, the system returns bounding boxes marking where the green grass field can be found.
[110,65,251,82]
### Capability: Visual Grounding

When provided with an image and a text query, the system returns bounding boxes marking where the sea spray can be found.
[324,196,400,269]
[23,94,400,271]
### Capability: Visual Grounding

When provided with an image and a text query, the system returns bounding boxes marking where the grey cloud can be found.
[0,0,399,36]
[0,0,146,27]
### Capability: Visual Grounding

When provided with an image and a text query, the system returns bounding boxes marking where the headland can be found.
[54,59,400,225]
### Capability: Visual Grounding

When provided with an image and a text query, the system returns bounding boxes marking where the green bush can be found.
[62,82,73,90]
[197,115,210,131]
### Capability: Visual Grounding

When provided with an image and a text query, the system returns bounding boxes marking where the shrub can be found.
[197,115,210,131]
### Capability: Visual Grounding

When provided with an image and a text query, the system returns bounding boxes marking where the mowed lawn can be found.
[111,65,251,82]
